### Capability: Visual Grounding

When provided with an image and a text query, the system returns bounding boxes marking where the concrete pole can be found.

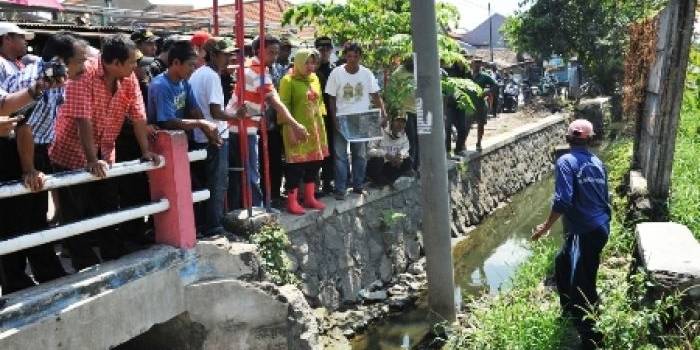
[489,2,494,62]
[409,0,457,322]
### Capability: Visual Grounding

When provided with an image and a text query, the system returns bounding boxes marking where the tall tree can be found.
[502,0,667,93]
[282,0,466,71]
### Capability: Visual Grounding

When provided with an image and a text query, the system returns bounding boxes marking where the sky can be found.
[148,0,524,30]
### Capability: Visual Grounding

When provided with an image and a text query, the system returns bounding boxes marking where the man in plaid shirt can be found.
[50,34,160,271]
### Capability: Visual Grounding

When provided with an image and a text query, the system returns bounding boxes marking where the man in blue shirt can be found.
[532,119,610,350]
[148,40,221,234]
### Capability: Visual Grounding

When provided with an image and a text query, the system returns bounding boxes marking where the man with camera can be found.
[0,30,84,292]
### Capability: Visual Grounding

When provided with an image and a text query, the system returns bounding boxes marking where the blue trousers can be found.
[228,134,262,209]
[333,130,367,193]
[203,139,229,235]
[555,226,608,349]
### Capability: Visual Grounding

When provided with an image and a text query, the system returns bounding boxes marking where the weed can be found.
[250,223,299,286]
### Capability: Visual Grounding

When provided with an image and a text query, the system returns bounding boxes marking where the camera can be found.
[39,56,67,84]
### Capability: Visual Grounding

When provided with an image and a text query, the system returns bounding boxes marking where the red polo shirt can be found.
[50,57,146,170]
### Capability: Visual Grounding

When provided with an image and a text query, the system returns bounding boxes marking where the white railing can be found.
[0,146,209,256]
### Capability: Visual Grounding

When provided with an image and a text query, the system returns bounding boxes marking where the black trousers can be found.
[320,114,335,183]
[406,112,420,170]
[56,165,127,272]
[259,128,284,201]
[555,226,608,349]
[115,122,152,244]
[367,157,412,186]
[0,139,66,294]
[445,105,468,153]
[285,161,322,191]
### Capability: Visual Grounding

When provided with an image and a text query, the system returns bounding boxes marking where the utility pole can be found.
[409,0,457,322]
[489,2,494,62]
[213,0,219,36]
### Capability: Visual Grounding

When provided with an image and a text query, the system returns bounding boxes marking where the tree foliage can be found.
[282,0,466,70]
[502,0,667,93]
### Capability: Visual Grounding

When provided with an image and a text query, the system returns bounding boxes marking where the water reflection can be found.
[352,177,563,349]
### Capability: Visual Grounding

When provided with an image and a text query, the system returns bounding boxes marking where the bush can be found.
[250,223,299,286]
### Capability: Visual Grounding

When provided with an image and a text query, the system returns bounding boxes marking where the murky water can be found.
[351,176,563,350]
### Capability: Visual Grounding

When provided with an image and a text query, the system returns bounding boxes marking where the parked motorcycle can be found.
[502,80,520,112]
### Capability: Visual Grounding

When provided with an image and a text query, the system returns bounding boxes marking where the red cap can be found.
[567,119,595,139]
[191,31,212,47]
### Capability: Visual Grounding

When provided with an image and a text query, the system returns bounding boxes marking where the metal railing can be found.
[0,140,209,256]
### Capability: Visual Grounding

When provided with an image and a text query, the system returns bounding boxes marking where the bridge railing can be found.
[0,130,207,256]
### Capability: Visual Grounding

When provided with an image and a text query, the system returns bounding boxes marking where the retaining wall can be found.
[280,114,568,310]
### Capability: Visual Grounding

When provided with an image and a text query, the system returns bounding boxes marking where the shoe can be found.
[334,191,346,200]
[286,189,305,215]
[322,181,335,194]
[352,187,368,196]
[303,183,326,210]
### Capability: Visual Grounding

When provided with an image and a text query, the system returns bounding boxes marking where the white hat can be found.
[0,23,35,40]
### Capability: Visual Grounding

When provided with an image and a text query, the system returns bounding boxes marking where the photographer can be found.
[531,119,610,350]
[0,32,84,292]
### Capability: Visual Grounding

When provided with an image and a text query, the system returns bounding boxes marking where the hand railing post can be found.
[148,131,196,249]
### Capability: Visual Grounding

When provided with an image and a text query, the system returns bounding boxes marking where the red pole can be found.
[213,0,219,36]
[259,0,272,211]
[234,0,252,212]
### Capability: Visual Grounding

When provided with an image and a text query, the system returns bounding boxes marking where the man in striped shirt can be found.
[228,35,307,208]
[0,32,86,291]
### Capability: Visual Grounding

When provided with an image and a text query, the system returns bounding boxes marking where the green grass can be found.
[445,243,572,350]
[446,123,700,349]
[446,49,700,349]
[670,99,700,239]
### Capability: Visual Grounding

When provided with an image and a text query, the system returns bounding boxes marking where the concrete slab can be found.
[636,222,700,294]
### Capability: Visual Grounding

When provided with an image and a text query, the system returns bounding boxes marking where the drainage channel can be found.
[351,175,563,350]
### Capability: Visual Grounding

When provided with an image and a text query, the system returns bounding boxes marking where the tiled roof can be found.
[177,0,316,40]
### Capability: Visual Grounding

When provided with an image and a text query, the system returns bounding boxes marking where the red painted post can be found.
[148,131,197,249]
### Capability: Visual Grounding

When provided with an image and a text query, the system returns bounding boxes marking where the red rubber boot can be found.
[286,189,305,215]
[303,182,326,210]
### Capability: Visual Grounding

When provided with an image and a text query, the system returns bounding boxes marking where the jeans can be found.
[203,139,229,235]
[333,130,366,193]
[229,133,262,208]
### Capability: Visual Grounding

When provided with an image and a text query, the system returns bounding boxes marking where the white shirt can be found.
[325,64,380,116]
[189,65,227,142]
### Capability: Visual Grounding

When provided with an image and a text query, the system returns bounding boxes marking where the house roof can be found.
[461,13,507,48]
[177,0,315,40]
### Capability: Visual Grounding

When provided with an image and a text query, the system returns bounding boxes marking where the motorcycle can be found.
[502,80,520,112]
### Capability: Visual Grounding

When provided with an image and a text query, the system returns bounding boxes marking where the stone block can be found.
[636,222,700,296]
[194,239,262,281]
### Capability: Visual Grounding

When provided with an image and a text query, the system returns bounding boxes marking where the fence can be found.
[0,130,208,257]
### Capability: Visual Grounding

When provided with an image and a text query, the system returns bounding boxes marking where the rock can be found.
[407,261,425,275]
[368,280,383,291]
[358,289,388,301]
[222,208,277,236]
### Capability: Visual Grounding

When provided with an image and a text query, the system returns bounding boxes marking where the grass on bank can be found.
[446,48,700,350]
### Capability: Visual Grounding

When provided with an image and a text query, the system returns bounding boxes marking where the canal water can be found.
[350,176,564,350]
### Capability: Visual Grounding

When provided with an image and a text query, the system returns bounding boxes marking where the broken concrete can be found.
[635,222,700,300]
[0,238,319,350]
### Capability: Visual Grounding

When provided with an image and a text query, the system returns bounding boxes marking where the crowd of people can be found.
[0,22,507,294]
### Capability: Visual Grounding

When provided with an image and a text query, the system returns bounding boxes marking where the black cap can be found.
[131,29,159,44]
[315,36,333,48]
